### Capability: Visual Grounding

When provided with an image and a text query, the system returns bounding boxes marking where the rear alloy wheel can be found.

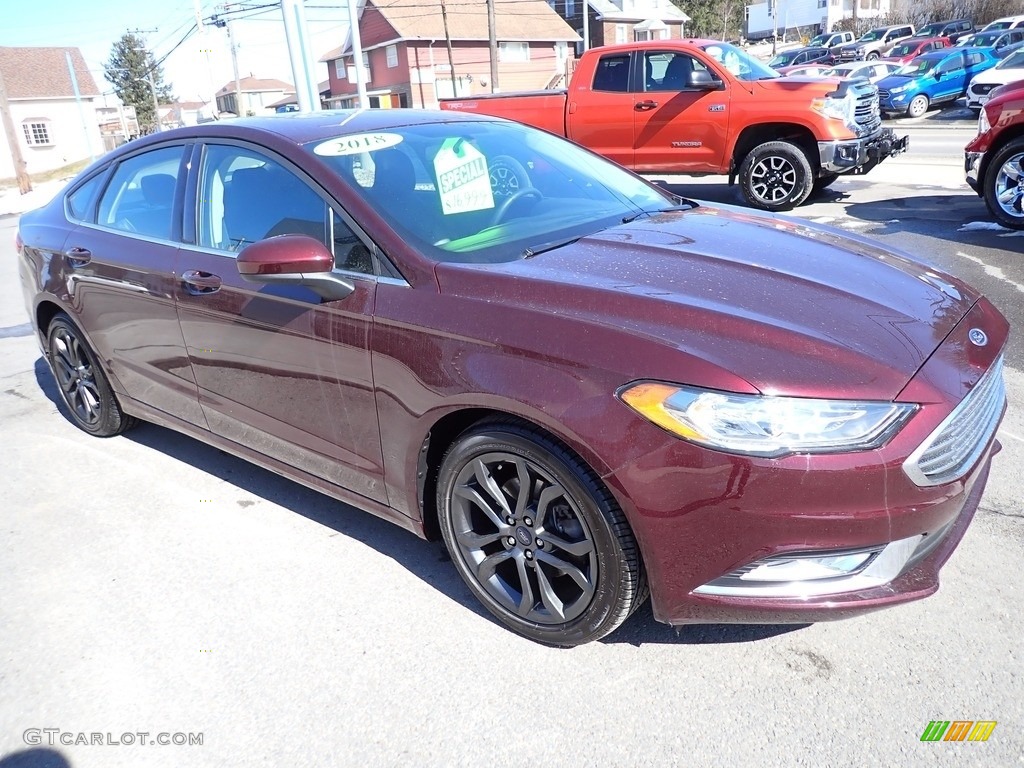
[436,421,647,646]
[47,314,137,437]
[983,139,1024,230]
[739,141,814,211]
[907,94,929,119]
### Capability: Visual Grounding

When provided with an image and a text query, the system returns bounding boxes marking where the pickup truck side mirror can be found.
[687,70,724,90]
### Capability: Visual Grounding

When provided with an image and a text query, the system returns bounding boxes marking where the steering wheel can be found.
[491,188,543,226]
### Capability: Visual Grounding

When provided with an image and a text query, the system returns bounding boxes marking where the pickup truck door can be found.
[566,52,636,167]
[632,50,730,173]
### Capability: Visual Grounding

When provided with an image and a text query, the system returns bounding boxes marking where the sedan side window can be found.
[199,145,328,253]
[96,146,184,240]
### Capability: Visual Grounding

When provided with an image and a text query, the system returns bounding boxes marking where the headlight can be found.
[889,84,910,94]
[978,106,991,134]
[811,95,855,124]
[618,382,917,457]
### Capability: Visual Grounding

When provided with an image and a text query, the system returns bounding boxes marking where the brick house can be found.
[0,46,103,179]
[320,0,580,110]
[551,0,690,52]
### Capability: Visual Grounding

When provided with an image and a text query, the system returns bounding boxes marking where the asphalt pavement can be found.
[1,121,1022,767]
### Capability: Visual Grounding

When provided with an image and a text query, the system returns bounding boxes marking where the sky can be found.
[0,0,352,105]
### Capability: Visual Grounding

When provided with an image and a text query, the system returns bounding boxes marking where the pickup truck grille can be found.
[903,355,1006,487]
[855,90,881,132]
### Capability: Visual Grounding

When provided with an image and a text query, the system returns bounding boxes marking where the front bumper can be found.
[606,298,1008,626]
[965,150,983,193]
[818,128,908,173]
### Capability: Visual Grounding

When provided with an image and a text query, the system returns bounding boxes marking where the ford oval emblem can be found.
[968,328,988,347]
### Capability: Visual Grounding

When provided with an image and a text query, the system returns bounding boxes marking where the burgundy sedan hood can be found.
[438,207,978,400]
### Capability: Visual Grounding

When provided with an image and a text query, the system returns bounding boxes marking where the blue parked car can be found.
[877,48,1000,117]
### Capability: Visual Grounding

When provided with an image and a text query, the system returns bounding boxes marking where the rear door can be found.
[566,51,636,167]
[59,143,207,428]
[173,141,388,502]
[632,49,730,173]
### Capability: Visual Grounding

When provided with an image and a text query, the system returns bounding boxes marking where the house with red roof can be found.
[0,46,103,179]
[320,0,580,109]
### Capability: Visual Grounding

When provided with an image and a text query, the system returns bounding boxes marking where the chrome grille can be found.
[903,356,1006,487]
[877,89,889,101]
[855,90,881,132]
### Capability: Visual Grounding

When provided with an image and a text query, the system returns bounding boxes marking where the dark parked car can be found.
[877,47,1000,117]
[913,18,974,44]
[17,111,1008,646]
[767,46,834,69]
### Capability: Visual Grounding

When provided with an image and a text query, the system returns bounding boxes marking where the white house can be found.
[0,46,103,179]
[746,0,897,41]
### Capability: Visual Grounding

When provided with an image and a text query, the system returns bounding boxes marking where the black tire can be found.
[436,419,647,646]
[907,94,929,119]
[812,172,840,193]
[982,137,1024,230]
[738,141,814,211]
[46,314,138,437]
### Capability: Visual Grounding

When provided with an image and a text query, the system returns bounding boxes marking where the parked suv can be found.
[913,19,974,44]
[966,79,1024,228]
[877,47,1000,117]
[807,30,855,54]
[884,36,951,65]
[966,47,1024,112]
[838,24,915,61]
[768,46,835,69]
[980,15,1024,32]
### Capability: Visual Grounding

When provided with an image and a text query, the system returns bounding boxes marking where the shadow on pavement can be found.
[31,354,806,647]
[0,749,72,768]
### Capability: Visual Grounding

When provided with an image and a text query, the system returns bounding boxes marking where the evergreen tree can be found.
[104,32,174,133]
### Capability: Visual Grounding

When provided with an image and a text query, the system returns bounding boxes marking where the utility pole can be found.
[346,0,368,108]
[486,0,498,93]
[281,0,321,112]
[145,72,162,132]
[440,0,457,97]
[65,50,96,160]
[0,67,31,193]
[226,17,244,115]
[582,1,590,53]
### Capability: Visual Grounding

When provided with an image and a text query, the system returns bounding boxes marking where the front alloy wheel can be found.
[437,421,647,646]
[739,140,814,211]
[984,139,1024,229]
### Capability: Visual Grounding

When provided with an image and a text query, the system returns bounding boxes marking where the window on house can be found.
[566,0,575,15]
[635,30,650,41]
[499,42,530,62]
[335,59,346,79]
[386,44,398,68]
[22,121,52,146]
[615,25,627,44]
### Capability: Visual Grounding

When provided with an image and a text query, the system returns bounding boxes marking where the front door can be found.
[632,50,730,173]
[173,142,387,502]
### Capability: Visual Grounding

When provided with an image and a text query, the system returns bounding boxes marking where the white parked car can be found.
[823,61,903,83]
[966,48,1024,111]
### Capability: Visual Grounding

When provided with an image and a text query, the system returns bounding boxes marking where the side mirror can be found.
[236,234,354,301]
[687,70,724,90]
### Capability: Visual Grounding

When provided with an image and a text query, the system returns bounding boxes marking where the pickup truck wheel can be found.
[982,138,1024,229]
[866,52,880,60]
[907,94,929,119]
[739,141,814,211]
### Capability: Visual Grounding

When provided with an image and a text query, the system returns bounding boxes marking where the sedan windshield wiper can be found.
[621,202,696,224]
[521,235,583,259]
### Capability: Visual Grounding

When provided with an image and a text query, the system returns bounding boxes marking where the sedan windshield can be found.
[304,121,672,264]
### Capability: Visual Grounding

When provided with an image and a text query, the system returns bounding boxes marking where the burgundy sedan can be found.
[17,111,1008,646]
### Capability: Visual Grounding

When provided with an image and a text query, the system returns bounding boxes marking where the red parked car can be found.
[17,111,1008,645]
[883,36,951,64]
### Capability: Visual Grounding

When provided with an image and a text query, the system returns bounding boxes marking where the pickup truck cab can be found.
[441,40,907,211]
[838,25,916,61]
[807,30,855,54]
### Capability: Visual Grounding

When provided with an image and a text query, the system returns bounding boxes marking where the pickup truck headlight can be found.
[810,95,855,125]
[618,382,916,457]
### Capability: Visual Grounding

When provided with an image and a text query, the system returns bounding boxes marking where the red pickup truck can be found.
[441,40,908,211]
[965,79,1024,229]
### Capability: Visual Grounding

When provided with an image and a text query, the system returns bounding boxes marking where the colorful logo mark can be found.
[920,721,997,742]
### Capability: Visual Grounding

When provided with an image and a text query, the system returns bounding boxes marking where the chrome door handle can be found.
[182,270,222,295]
